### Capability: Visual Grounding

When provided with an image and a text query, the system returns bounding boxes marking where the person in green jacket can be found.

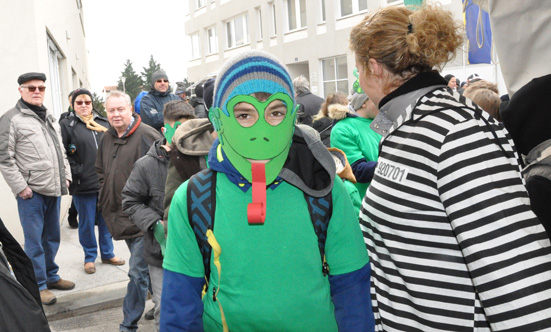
[161,50,374,332]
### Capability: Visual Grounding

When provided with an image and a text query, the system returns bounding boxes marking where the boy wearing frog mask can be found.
[121,100,195,331]
[161,50,374,332]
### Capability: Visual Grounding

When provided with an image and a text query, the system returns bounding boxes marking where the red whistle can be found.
[247,163,266,224]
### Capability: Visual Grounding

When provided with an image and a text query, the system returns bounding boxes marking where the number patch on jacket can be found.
[376,161,408,184]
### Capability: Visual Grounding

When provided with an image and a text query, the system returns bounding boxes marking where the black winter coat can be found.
[60,112,109,195]
[189,96,207,118]
[0,217,50,332]
[122,139,168,267]
[96,114,162,240]
[296,90,324,126]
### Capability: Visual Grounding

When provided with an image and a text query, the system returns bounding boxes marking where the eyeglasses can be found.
[75,100,92,106]
[156,79,169,83]
[21,85,46,92]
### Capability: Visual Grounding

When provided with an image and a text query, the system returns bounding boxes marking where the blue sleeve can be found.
[329,263,375,332]
[140,96,164,130]
[351,158,377,183]
[160,269,205,331]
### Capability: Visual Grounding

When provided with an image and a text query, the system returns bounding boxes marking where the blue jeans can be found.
[120,236,150,332]
[16,193,61,291]
[73,193,115,263]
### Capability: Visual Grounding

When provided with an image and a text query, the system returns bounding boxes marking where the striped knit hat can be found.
[213,50,295,116]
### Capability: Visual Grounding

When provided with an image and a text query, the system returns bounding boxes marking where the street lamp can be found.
[121,76,127,93]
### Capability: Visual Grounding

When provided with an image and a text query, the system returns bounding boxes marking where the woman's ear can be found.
[368,58,382,76]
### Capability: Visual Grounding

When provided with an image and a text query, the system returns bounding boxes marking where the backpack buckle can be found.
[322,261,329,276]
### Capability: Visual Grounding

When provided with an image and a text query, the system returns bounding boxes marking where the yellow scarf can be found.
[80,113,108,132]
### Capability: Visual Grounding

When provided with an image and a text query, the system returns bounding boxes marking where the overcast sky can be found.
[83,0,190,95]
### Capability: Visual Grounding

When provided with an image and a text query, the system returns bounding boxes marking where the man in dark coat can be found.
[188,83,207,118]
[139,70,181,132]
[293,75,324,126]
[96,90,162,332]
[501,74,551,239]
[0,217,50,331]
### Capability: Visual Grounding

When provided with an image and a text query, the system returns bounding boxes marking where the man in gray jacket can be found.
[0,72,75,306]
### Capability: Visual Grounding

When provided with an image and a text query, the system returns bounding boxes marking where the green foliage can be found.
[118,59,144,102]
[141,55,163,88]
[92,92,105,117]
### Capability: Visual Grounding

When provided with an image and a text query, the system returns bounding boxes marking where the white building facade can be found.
[0,0,90,241]
[185,0,505,95]
[187,1,482,94]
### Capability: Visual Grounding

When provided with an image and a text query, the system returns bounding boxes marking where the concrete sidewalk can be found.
[44,216,131,322]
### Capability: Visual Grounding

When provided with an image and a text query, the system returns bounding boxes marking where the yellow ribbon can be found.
[206,229,228,332]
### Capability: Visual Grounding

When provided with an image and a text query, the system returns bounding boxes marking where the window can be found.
[191,33,200,58]
[286,0,307,31]
[256,7,263,40]
[320,0,326,22]
[226,14,249,49]
[322,56,349,95]
[197,0,206,8]
[339,0,368,17]
[207,26,218,54]
[47,35,64,118]
[271,3,277,36]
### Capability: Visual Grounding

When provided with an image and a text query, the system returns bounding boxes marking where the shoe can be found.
[47,278,75,291]
[84,262,96,274]
[144,307,155,321]
[40,289,57,305]
[101,257,125,266]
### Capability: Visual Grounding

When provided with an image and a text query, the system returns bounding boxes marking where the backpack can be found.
[522,139,551,181]
[186,168,333,295]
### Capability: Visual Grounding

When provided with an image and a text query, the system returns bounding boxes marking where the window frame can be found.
[338,0,368,18]
[225,13,250,49]
[286,0,307,31]
[190,33,200,59]
[321,55,349,96]
[206,26,218,54]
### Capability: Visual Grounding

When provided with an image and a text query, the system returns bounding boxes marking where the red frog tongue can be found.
[247,163,267,224]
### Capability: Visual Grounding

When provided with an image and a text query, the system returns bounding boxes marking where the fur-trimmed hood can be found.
[327,103,355,121]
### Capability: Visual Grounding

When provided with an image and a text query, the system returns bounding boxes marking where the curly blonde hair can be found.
[350,4,463,93]
[314,91,348,120]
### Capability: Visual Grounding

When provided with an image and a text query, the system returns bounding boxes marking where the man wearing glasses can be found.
[140,70,180,132]
[0,72,75,305]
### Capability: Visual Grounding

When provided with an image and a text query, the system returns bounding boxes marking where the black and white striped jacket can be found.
[361,73,551,331]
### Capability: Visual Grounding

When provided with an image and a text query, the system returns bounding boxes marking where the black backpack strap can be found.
[304,192,333,276]
[187,168,217,284]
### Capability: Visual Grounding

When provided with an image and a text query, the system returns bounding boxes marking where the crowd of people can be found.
[1,3,551,332]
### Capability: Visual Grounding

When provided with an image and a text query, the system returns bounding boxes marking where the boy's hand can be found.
[153,221,167,255]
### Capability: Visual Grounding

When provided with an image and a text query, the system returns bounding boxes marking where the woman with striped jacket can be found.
[350,4,551,331]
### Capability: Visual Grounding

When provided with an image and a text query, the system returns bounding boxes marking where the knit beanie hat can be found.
[71,88,94,108]
[349,92,369,111]
[195,83,204,98]
[213,50,295,117]
[152,70,168,83]
[210,49,297,185]
[203,78,216,110]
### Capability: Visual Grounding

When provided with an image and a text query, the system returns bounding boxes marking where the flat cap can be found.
[18,72,47,85]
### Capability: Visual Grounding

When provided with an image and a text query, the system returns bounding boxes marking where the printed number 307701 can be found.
[376,161,408,184]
